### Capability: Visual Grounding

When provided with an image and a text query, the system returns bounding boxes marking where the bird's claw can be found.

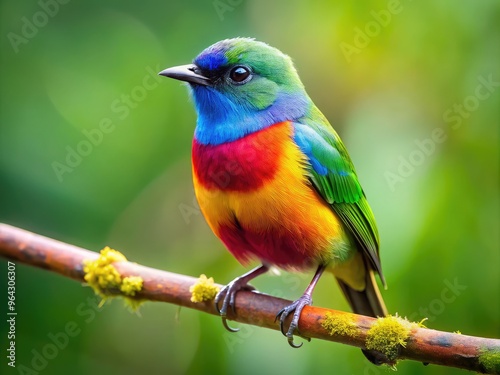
[287,335,303,348]
[221,316,239,332]
[275,295,312,348]
[215,280,256,332]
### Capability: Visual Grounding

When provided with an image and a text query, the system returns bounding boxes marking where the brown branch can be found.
[1,223,499,373]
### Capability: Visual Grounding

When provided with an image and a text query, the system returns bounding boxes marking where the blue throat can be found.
[191,86,311,145]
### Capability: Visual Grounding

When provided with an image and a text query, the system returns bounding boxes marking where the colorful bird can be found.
[159,38,388,363]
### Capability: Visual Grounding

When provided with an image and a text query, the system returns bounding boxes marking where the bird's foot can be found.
[215,278,256,332]
[275,294,313,348]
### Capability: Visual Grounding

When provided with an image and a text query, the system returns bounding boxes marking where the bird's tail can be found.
[336,268,388,365]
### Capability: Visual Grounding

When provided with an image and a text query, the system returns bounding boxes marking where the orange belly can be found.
[192,121,355,271]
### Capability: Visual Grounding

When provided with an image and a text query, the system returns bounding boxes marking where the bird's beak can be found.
[158,64,210,86]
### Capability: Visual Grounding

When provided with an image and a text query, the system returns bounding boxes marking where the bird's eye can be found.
[229,66,251,84]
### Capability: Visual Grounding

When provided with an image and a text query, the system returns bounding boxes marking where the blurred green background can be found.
[1,0,499,374]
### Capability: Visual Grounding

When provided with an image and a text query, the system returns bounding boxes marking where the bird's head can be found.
[160,38,312,144]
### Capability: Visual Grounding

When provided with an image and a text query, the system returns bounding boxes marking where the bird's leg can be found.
[276,264,326,348]
[215,264,269,332]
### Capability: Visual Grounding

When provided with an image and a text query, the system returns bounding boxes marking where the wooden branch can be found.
[0,223,499,373]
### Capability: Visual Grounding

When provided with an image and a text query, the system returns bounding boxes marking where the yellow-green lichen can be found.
[417,318,428,328]
[83,247,144,310]
[479,349,500,374]
[121,276,144,296]
[365,315,419,362]
[189,274,220,303]
[83,247,126,295]
[321,312,358,337]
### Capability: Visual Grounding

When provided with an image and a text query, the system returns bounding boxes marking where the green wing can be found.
[293,120,385,286]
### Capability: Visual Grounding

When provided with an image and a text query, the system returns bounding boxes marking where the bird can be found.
[159,37,388,364]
